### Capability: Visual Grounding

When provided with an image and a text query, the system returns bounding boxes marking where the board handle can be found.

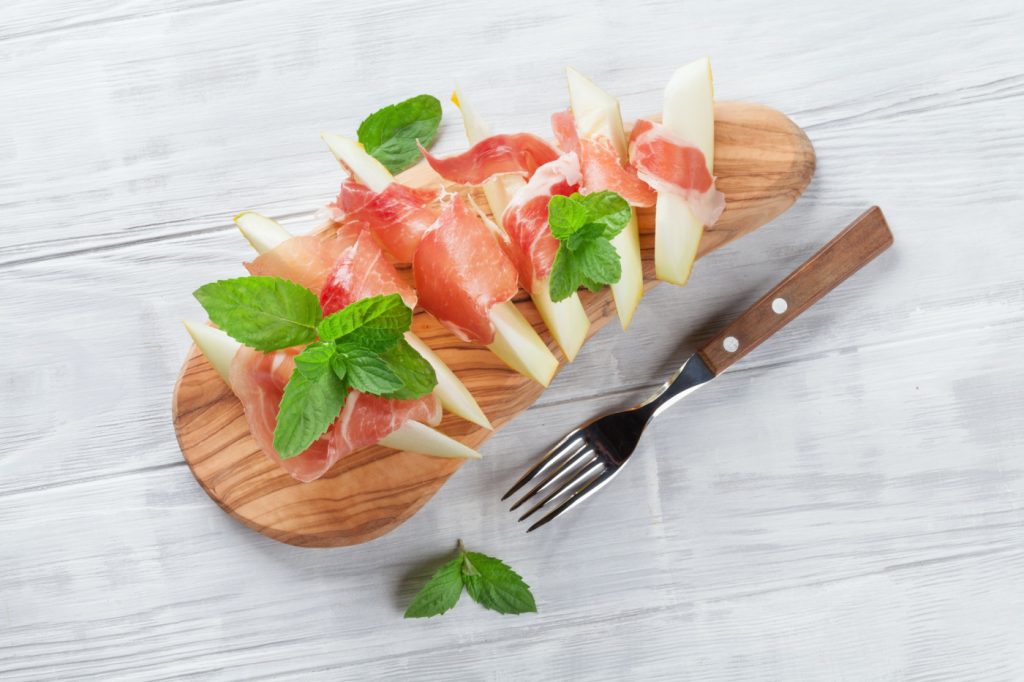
[697,206,893,375]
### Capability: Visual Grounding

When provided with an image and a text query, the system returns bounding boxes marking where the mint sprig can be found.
[404,541,537,618]
[193,282,437,459]
[547,191,632,302]
[357,94,442,174]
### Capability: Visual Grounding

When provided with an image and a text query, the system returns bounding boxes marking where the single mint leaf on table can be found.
[357,94,442,174]
[379,339,437,400]
[404,541,537,619]
[403,557,464,619]
[336,344,405,396]
[317,293,411,342]
[194,276,321,351]
[461,551,537,615]
[272,360,347,460]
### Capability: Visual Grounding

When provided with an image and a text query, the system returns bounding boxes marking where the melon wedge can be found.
[378,420,481,460]
[452,86,590,362]
[182,320,482,459]
[233,212,491,429]
[565,67,645,330]
[655,58,715,286]
[321,133,559,385]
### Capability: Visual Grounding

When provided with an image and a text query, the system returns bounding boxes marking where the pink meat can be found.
[500,152,581,286]
[418,134,560,186]
[627,118,726,226]
[413,195,519,343]
[319,230,417,316]
[550,109,656,207]
[243,225,360,294]
[334,179,439,262]
[329,391,441,461]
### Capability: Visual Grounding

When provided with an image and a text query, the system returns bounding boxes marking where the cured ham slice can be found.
[551,109,656,207]
[230,345,440,483]
[330,391,441,461]
[500,152,581,286]
[419,134,560,186]
[229,346,336,483]
[319,230,417,315]
[244,226,360,294]
[628,118,725,226]
[334,178,438,262]
[414,195,519,343]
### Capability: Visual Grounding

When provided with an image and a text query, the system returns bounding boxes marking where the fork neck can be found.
[638,354,716,420]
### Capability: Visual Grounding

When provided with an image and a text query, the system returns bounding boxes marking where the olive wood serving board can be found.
[172,101,815,547]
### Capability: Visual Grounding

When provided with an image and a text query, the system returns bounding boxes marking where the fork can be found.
[504,207,894,531]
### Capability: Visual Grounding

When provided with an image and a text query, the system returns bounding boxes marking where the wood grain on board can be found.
[172,102,816,547]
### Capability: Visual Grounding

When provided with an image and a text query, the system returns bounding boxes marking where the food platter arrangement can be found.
[172,59,815,547]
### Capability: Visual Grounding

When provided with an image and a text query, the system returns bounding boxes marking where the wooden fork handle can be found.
[697,206,893,375]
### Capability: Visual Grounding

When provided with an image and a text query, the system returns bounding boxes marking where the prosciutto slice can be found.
[230,346,440,482]
[414,195,519,343]
[334,178,439,262]
[244,226,360,293]
[319,230,416,315]
[500,152,581,286]
[551,109,656,207]
[330,391,440,460]
[628,119,725,226]
[418,134,560,186]
[230,346,337,483]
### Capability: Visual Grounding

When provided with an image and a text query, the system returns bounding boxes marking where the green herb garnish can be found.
[357,94,442,174]
[547,191,632,302]
[404,540,537,618]
[193,280,436,459]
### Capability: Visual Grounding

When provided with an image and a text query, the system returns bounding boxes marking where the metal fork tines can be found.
[503,354,715,532]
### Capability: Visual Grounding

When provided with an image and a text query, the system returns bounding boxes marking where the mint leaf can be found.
[546,190,631,302]
[548,248,580,302]
[461,551,537,615]
[575,238,621,287]
[578,190,631,237]
[317,294,411,343]
[273,360,347,460]
[342,327,404,353]
[403,557,464,618]
[379,339,437,400]
[337,345,404,395]
[293,342,335,379]
[403,542,537,619]
[358,94,442,174]
[194,276,321,351]
[565,222,606,251]
[548,194,588,239]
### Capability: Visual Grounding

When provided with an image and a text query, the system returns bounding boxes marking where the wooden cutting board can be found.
[172,102,815,547]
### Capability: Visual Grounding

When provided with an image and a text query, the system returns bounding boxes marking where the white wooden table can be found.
[3,0,1022,679]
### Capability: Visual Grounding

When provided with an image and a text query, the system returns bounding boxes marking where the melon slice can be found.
[566,67,645,330]
[655,58,715,285]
